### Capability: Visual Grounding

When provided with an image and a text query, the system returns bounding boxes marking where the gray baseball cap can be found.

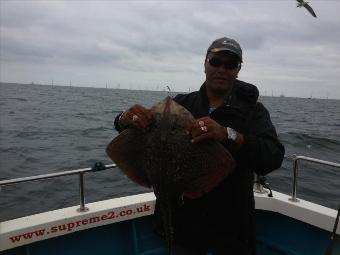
[207,37,243,62]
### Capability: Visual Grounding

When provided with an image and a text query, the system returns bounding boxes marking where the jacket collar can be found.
[199,80,259,107]
[198,82,235,108]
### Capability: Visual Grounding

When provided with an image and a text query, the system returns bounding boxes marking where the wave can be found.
[1,82,340,221]
[8,97,28,102]
[279,131,340,146]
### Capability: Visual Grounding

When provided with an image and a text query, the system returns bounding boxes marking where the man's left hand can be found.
[190,117,227,143]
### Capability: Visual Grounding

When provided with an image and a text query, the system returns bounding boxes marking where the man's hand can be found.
[119,104,152,130]
[190,117,228,143]
[190,117,244,151]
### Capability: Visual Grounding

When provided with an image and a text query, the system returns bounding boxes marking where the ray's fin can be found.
[106,129,151,187]
[180,140,236,198]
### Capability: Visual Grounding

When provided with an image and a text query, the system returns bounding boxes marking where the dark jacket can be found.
[113,80,284,254]
[168,80,285,254]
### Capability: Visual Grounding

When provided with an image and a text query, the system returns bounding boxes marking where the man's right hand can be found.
[119,104,152,130]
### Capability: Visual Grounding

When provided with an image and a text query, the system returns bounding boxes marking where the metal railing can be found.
[287,155,340,202]
[0,163,117,212]
[1,155,340,213]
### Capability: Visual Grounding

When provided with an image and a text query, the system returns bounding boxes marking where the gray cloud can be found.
[1,0,340,98]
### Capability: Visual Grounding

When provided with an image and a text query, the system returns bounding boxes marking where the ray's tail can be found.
[154,170,175,255]
[163,192,174,255]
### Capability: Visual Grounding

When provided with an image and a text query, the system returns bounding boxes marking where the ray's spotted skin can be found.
[106,97,235,255]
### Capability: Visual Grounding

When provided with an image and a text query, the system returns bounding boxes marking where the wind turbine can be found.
[296,0,317,18]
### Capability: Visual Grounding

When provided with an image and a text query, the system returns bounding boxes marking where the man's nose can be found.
[216,65,228,73]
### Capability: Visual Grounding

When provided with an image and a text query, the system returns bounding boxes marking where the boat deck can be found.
[1,191,339,255]
[2,210,338,255]
[1,156,339,255]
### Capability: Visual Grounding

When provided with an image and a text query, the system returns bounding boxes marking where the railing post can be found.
[253,174,266,194]
[0,163,117,214]
[77,173,89,212]
[289,156,299,202]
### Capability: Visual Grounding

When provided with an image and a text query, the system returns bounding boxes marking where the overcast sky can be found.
[1,0,340,99]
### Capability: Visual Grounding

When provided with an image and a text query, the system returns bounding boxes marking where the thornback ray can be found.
[106,96,236,254]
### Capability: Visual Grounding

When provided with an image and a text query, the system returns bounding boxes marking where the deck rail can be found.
[1,155,340,212]
[286,155,340,202]
[0,163,117,212]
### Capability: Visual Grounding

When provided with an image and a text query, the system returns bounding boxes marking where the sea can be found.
[0,82,339,222]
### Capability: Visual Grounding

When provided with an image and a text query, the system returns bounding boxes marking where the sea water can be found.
[0,83,339,221]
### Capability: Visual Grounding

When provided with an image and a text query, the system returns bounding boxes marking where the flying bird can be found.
[296,0,317,18]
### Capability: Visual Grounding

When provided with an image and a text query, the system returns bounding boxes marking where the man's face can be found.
[204,51,241,95]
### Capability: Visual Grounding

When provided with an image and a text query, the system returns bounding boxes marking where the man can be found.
[114,37,285,254]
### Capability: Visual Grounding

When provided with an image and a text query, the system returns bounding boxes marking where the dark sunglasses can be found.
[207,57,240,70]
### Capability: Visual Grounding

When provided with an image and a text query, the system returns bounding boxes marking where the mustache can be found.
[213,76,228,80]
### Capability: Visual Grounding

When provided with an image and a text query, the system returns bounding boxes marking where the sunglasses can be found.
[207,57,240,70]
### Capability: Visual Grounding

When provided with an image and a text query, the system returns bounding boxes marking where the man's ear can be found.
[237,63,242,73]
[235,64,242,78]
[204,53,209,74]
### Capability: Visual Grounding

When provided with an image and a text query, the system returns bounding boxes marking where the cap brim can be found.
[210,48,242,62]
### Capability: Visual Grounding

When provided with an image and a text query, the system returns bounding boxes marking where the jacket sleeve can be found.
[236,103,285,175]
[114,112,124,133]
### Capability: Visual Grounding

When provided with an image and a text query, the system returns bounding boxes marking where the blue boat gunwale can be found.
[1,190,339,252]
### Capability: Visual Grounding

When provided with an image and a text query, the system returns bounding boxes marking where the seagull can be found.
[296,0,317,18]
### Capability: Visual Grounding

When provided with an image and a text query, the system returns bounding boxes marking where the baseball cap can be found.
[207,37,243,62]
